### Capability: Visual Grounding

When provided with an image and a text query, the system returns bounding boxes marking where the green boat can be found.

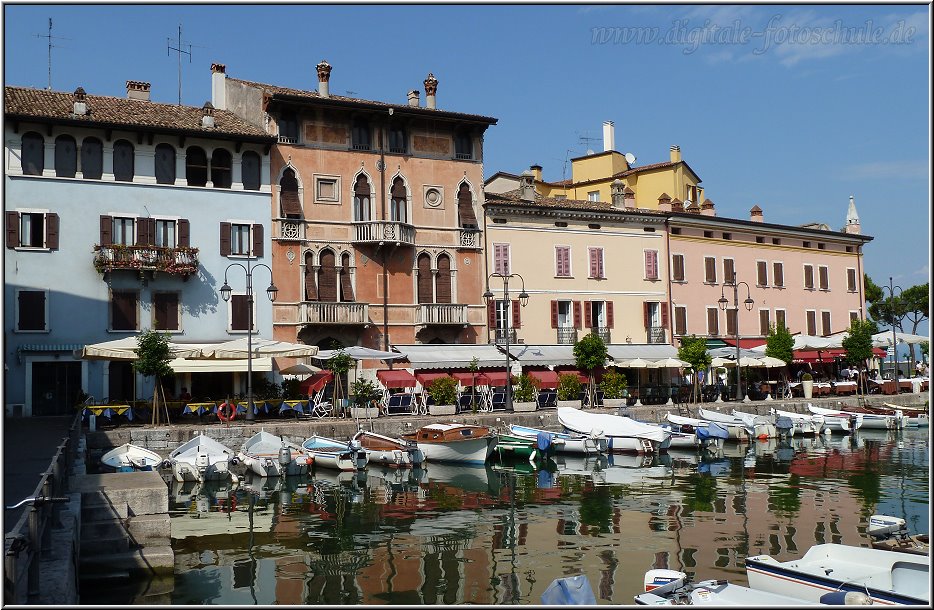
[494,434,538,461]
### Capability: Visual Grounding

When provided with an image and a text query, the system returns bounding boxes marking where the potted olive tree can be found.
[600,369,628,408]
[557,373,583,408]
[512,374,539,412]
[350,378,382,419]
[801,372,814,399]
[427,376,458,416]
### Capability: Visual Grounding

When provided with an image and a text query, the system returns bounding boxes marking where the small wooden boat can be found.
[746,543,930,605]
[770,408,825,436]
[558,407,670,454]
[239,430,311,477]
[352,429,423,467]
[400,423,496,465]
[101,443,164,472]
[635,569,825,605]
[302,435,369,471]
[507,424,606,454]
[169,434,239,483]
[493,433,538,461]
[868,514,930,556]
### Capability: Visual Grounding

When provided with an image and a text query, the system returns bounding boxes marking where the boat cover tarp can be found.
[558,407,668,442]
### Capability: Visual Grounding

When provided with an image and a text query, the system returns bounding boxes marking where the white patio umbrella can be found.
[649,357,692,405]
[871,331,928,346]
[201,337,319,359]
[279,362,322,376]
[622,358,650,406]
[710,356,737,368]
[757,356,787,368]
[313,346,405,361]
[76,336,204,360]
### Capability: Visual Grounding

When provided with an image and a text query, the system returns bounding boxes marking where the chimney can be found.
[750,205,763,222]
[670,197,684,213]
[603,120,615,152]
[72,87,88,116]
[530,164,543,182]
[844,195,861,234]
[201,102,215,128]
[611,179,625,208]
[126,80,151,101]
[701,198,716,216]
[686,202,701,214]
[211,63,227,110]
[316,60,332,98]
[670,145,681,163]
[623,186,635,209]
[424,73,438,109]
[519,170,536,201]
[407,90,420,107]
[657,192,672,212]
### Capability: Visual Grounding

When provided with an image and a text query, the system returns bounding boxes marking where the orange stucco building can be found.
[211,61,496,355]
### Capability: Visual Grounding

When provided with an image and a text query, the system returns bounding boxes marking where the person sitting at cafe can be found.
[179,387,192,402]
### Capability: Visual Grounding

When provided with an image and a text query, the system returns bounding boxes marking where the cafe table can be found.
[183,402,218,416]
[277,400,308,416]
[82,404,135,422]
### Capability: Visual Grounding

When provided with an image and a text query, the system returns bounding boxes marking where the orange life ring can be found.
[217,402,237,422]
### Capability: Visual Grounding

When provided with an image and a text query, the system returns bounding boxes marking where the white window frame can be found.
[756,259,769,287]
[557,300,573,329]
[849,310,860,325]
[554,245,572,278]
[803,264,815,290]
[111,215,137,246]
[228,219,254,257]
[706,306,720,336]
[492,242,511,276]
[587,190,600,202]
[227,291,258,334]
[313,174,341,204]
[151,290,183,334]
[671,253,686,282]
[14,208,50,250]
[14,288,50,333]
[152,216,178,248]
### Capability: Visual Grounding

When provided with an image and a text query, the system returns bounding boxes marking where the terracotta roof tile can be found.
[4,85,273,140]
[227,76,497,124]
[484,190,666,218]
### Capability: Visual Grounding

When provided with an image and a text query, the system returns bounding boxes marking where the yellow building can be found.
[485,121,704,210]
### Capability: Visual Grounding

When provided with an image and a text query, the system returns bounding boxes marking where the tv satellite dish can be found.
[625,152,637,165]
[586,149,595,155]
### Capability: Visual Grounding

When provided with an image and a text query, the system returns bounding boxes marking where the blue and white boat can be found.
[302,434,369,471]
[507,423,607,454]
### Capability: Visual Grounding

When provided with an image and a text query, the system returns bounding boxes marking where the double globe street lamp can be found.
[220,258,278,422]
[881,277,903,378]
[483,273,529,412]
[718,272,754,401]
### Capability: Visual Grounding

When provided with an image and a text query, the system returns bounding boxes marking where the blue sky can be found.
[3,3,930,334]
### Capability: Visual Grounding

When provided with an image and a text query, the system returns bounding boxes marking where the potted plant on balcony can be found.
[512,374,539,412]
[349,378,382,419]
[600,369,628,408]
[426,376,458,416]
[801,372,814,399]
[557,373,583,408]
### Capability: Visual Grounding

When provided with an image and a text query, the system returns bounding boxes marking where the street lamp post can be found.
[483,273,529,411]
[881,276,903,378]
[718,271,754,401]
[220,256,278,421]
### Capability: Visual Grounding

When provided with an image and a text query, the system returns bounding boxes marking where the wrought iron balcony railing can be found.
[93,244,199,277]
[556,327,578,345]
[589,327,611,344]
[492,328,518,345]
[647,326,667,344]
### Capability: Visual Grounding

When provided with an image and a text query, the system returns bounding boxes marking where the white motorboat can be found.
[665,414,730,447]
[507,423,607,454]
[239,430,311,477]
[746,543,930,605]
[557,407,670,453]
[879,402,929,427]
[302,435,369,471]
[868,514,930,557]
[400,423,497,465]
[694,408,749,440]
[729,408,778,439]
[352,429,423,467]
[100,443,164,472]
[808,404,896,430]
[635,569,829,605]
[771,408,825,436]
[169,434,239,483]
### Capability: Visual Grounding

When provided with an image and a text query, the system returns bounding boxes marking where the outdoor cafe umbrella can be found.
[202,337,319,359]
[279,362,322,376]
[76,336,204,360]
[313,346,405,361]
[622,358,649,406]
[649,357,692,405]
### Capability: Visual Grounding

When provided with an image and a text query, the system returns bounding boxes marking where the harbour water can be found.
[86,427,928,605]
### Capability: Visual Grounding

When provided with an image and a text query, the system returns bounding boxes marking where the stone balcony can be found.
[416,303,468,326]
[93,245,199,278]
[301,301,369,325]
[353,221,416,246]
[274,218,306,242]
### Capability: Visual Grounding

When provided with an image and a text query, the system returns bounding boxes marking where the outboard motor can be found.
[819,591,873,605]
[642,569,687,594]
[868,514,907,539]
[278,446,292,468]
[775,416,794,437]
[161,459,173,470]
[195,452,210,474]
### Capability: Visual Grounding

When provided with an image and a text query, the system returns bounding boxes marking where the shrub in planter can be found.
[600,370,628,400]
[513,374,539,403]
[557,373,583,402]
[427,376,459,406]
[801,373,813,381]
[350,378,382,407]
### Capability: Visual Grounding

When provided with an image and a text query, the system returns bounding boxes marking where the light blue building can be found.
[4,81,276,416]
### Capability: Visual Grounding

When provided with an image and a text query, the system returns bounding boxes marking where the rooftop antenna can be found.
[166,24,200,105]
[577,131,600,155]
[34,18,70,90]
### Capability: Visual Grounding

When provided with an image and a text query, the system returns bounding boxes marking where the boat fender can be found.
[161,459,172,470]
[217,402,236,422]
[537,432,552,452]
[819,591,873,605]
[278,446,292,466]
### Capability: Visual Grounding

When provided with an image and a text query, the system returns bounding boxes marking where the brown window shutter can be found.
[6,211,19,248]
[673,255,684,281]
[279,169,302,217]
[757,261,767,285]
[140,218,154,246]
[231,294,250,330]
[318,250,337,301]
[100,215,112,246]
[154,293,179,331]
[435,256,452,304]
[417,255,433,304]
[573,301,582,329]
[643,302,650,328]
[457,183,478,228]
[819,267,828,290]
[760,310,770,336]
[675,307,686,336]
[112,291,137,330]
[45,213,59,250]
[304,266,318,301]
[774,262,783,287]
[708,308,719,335]
[178,219,190,247]
[512,299,521,328]
[252,224,264,257]
[705,257,715,282]
[550,300,558,328]
[723,259,734,284]
[487,300,496,329]
[660,302,668,327]
[219,222,231,256]
[726,309,737,337]
[606,301,614,328]
[584,301,592,328]
[804,265,813,289]
[340,268,355,302]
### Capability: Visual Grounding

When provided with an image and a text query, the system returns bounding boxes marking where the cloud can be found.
[913,264,929,277]
[837,160,930,181]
